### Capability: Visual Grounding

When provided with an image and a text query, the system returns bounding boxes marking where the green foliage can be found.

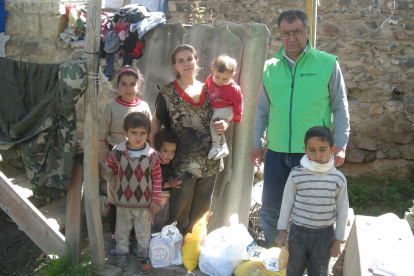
[189,1,209,24]
[40,252,98,276]
[348,178,414,218]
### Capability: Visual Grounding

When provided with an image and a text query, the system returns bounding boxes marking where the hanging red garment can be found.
[121,41,146,57]
[113,20,129,34]
[101,17,108,31]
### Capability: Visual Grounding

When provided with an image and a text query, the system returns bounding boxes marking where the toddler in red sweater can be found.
[206,55,244,160]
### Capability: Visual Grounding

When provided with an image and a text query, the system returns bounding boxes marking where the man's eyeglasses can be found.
[281,29,304,40]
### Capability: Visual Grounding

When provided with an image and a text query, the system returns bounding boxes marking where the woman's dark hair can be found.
[116,66,144,87]
[154,128,180,151]
[123,112,151,134]
[170,44,199,79]
[277,10,309,29]
[304,126,334,147]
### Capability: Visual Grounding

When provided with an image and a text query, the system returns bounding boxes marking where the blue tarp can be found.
[0,0,8,32]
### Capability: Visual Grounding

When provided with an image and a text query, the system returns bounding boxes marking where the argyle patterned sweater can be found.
[106,141,162,208]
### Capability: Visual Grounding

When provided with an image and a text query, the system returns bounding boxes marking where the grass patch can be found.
[348,177,414,218]
[40,252,98,276]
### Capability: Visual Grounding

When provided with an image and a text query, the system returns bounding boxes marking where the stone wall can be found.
[4,1,83,63]
[168,0,414,175]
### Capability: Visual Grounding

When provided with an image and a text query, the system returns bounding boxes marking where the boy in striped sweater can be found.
[105,112,162,273]
[276,126,348,276]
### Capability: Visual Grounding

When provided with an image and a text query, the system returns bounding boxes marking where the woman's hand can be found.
[157,150,169,164]
[211,119,229,135]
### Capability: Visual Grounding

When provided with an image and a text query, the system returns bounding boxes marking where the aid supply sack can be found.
[150,225,183,268]
[182,212,211,272]
[161,225,183,265]
[149,234,175,268]
[198,214,254,276]
[234,261,286,276]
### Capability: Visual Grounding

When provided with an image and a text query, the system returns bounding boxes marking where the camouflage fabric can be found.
[0,58,60,147]
[0,58,86,199]
[160,81,223,179]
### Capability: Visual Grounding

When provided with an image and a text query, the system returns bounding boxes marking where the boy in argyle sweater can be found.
[105,112,162,272]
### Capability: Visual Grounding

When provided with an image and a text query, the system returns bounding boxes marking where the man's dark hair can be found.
[123,112,151,134]
[278,10,309,29]
[154,128,180,151]
[304,126,334,147]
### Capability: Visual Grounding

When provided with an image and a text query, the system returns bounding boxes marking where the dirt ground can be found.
[0,205,345,276]
[0,209,44,275]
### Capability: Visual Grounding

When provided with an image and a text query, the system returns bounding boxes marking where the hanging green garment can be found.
[0,57,87,199]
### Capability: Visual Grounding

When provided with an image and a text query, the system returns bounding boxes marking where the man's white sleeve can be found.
[252,82,270,149]
[329,60,350,150]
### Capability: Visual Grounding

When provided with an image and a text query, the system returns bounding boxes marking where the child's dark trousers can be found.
[286,223,334,276]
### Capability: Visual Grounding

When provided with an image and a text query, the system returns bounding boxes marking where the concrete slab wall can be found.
[135,22,269,230]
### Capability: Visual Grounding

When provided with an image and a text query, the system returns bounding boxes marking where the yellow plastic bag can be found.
[234,261,286,276]
[181,212,211,272]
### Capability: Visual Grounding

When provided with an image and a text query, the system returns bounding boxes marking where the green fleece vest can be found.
[263,43,338,153]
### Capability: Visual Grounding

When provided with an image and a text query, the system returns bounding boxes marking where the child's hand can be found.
[150,202,159,215]
[330,239,342,258]
[276,230,289,250]
[164,177,182,189]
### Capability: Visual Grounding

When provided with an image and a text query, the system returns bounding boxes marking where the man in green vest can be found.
[249,10,350,248]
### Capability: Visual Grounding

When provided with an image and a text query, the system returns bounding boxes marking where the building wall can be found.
[4,1,83,63]
[168,0,414,174]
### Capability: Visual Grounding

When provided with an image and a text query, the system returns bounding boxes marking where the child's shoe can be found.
[129,236,137,255]
[108,235,117,255]
[214,144,229,160]
[116,253,128,271]
[137,257,152,274]
[208,147,220,159]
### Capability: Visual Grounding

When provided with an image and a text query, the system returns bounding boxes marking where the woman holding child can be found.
[150,44,229,234]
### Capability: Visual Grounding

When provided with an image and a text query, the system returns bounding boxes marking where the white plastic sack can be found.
[150,226,183,268]
[161,225,183,265]
[149,234,175,268]
[199,214,254,276]
[172,233,183,265]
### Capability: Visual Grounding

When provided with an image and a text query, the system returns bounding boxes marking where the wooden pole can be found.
[65,161,83,263]
[83,0,105,266]
[306,0,318,48]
